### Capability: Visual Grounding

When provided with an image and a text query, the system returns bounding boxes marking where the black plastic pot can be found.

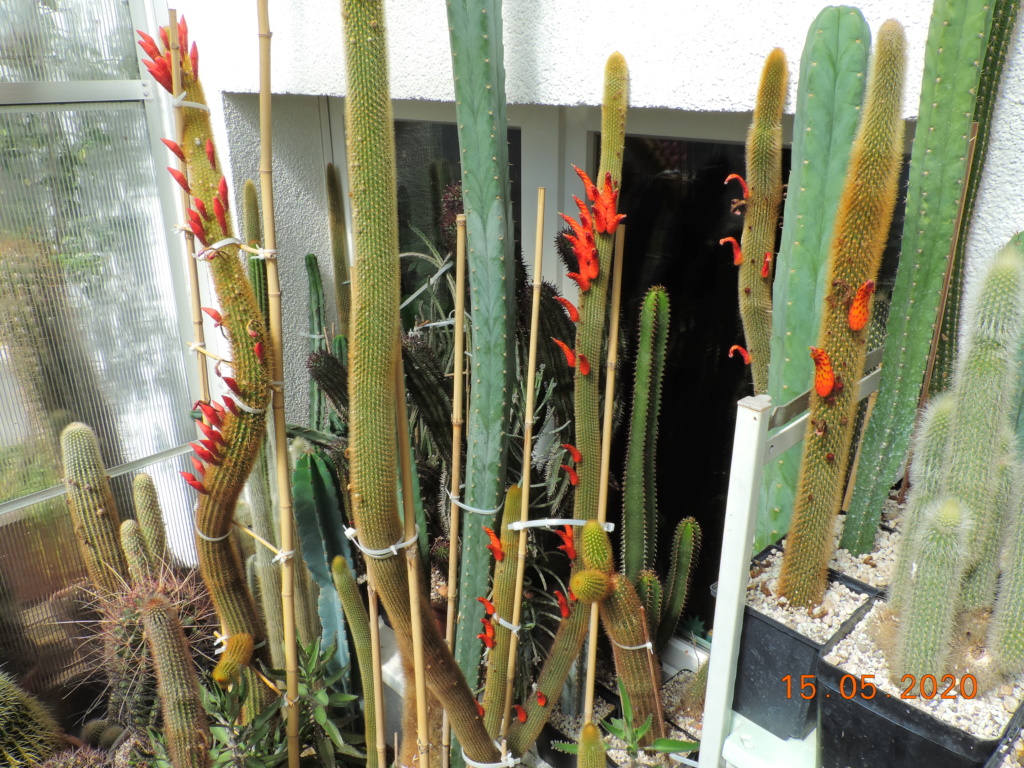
[712,544,875,740]
[818,603,1024,768]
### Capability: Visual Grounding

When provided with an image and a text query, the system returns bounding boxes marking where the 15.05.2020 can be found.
[782,674,978,701]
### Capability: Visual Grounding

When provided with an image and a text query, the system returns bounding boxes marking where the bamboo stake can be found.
[441,213,467,768]
[499,189,546,741]
[368,582,388,768]
[167,8,210,404]
[583,226,626,724]
[254,3,300,766]
[396,350,430,768]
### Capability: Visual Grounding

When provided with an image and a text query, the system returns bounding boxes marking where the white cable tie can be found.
[213,633,229,654]
[248,247,277,260]
[494,615,520,635]
[230,396,265,415]
[171,91,211,112]
[269,380,284,388]
[253,639,267,650]
[194,520,231,543]
[272,549,294,565]
[460,748,519,768]
[173,223,191,234]
[415,318,456,330]
[668,754,699,766]
[300,332,326,340]
[507,518,614,533]
[445,488,502,516]
[344,525,419,560]
[196,237,242,261]
[188,341,206,353]
[609,637,653,654]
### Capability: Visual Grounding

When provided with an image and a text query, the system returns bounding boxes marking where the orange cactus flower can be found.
[561,443,582,463]
[483,526,504,561]
[205,138,216,171]
[537,691,548,707]
[724,173,750,199]
[554,525,577,560]
[728,345,752,365]
[161,138,185,161]
[719,237,742,265]
[552,338,576,368]
[848,280,876,332]
[477,596,496,615]
[180,471,208,495]
[554,296,580,322]
[575,166,625,234]
[477,632,495,648]
[477,702,485,717]
[514,704,527,724]
[167,167,191,194]
[555,590,570,618]
[761,251,774,279]
[479,618,495,638]
[577,353,591,376]
[137,31,161,62]
[560,464,579,486]
[809,347,835,397]
[561,195,599,290]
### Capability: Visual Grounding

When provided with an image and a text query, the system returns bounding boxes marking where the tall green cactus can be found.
[133,473,169,565]
[141,594,211,768]
[779,20,907,608]
[121,519,156,586]
[759,6,870,550]
[61,422,130,594]
[989,466,1024,678]
[734,48,787,395]
[577,722,607,768]
[326,163,351,341]
[306,253,329,432]
[656,517,700,651]
[842,0,998,554]
[0,672,62,766]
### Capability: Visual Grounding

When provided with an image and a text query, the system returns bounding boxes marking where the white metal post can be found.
[699,394,772,768]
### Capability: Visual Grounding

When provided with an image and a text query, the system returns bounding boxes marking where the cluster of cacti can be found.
[138,22,272,705]
[843,0,1005,554]
[778,19,907,608]
[42,746,109,768]
[0,672,63,766]
[758,6,870,550]
[723,48,788,396]
[890,242,1024,685]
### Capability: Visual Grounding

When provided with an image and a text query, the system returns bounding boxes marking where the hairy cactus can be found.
[570,569,613,604]
[778,20,907,608]
[212,633,253,689]
[141,595,211,768]
[656,517,700,651]
[326,163,351,340]
[121,520,155,586]
[42,747,109,768]
[0,672,63,766]
[61,422,129,594]
[733,48,787,395]
[989,469,1024,678]
[132,473,169,565]
[577,722,607,768]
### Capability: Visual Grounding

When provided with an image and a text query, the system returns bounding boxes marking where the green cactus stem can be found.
[779,20,907,608]
[141,594,211,768]
[341,0,496,761]
[326,163,351,340]
[132,473,169,564]
[0,672,62,766]
[243,179,269,328]
[988,468,1024,679]
[577,722,607,768]
[622,286,669,582]
[121,519,156,586]
[61,422,129,594]
[656,517,700,651]
[636,570,662,640]
[760,6,870,550]
[843,0,998,554]
[212,633,254,689]
[735,48,788,395]
[569,569,613,604]
[582,517,615,574]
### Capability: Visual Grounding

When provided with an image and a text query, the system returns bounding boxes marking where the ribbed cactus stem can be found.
[121,519,156,586]
[779,21,907,608]
[331,556,378,768]
[0,672,62,766]
[656,517,700,651]
[622,286,669,582]
[61,422,129,594]
[570,569,613,604]
[577,722,607,768]
[141,595,211,768]
[893,499,968,684]
[326,163,351,339]
[211,633,254,689]
[581,519,615,574]
[636,570,662,640]
[988,474,1024,678]
[341,0,495,760]
[738,48,787,395]
[242,179,268,327]
[132,473,168,564]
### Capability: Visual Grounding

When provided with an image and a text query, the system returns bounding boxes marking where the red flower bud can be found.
[218,176,228,207]
[177,17,188,60]
[198,401,222,427]
[514,704,527,724]
[560,465,579,486]
[200,439,221,460]
[554,525,576,559]
[537,692,547,707]
[719,237,742,265]
[221,396,240,416]
[180,471,208,494]
[555,590,570,618]
[724,173,750,199]
[189,42,199,80]
[554,296,579,323]
[577,353,591,376]
[190,456,206,477]
[728,345,752,365]
[137,30,161,61]
[477,633,495,648]
[552,338,576,368]
[191,442,219,466]
[161,138,185,161]
[809,347,835,397]
[201,306,223,326]
[197,421,225,446]
[158,26,170,51]
[193,197,210,221]
[167,167,191,194]
[848,280,876,332]
[205,138,216,171]
[144,59,172,92]
[477,702,485,718]
[561,443,582,463]
[253,341,264,364]
[221,376,242,397]
[477,597,496,615]
[761,251,774,279]
[213,195,227,236]
[483,526,504,561]
[188,219,208,247]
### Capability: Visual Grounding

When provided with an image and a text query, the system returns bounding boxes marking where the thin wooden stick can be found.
[499,188,547,741]
[441,213,467,768]
[368,582,388,768]
[583,226,626,724]
[254,3,300,766]
[167,8,210,404]
[233,520,281,556]
[396,350,430,768]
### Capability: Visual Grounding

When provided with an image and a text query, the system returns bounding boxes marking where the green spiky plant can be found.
[758,6,871,550]
[0,672,63,766]
[133,473,169,565]
[778,19,907,608]
[843,0,1003,554]
[728,48,787,396]
[326,162,352,342]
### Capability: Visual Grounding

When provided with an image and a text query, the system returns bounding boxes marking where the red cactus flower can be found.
[537,691,548,707]
[221,376,242,397]
[143,58,172,92]
[180,471,208,494]
[189,41,199,79]
[592,172,626,234]
[483,526,503,561]
[477,702,485,717]
[554,296,579,322]
[190,456,206,478]
[573,165,599,201]
[161,138,185,161]
[554,525,576,560]
[577,353,591,376]
[477,596,496,615]
[560,196,599,291]
[848,280,875,332]
[198,402,222,427]
[158,25,170,51]
[197,421,225,446]
[217,176,228,207]
[188,219,208,246]
[205,138,216,171]
[201,306,223,326]
[200,438,221,460]
[221,396,240,416]
[728,345,752,365]
[561,443,582,463]
[253,342,265,364]
[193,197,210,221]
[477,632,495,648]
[167,167,191,194]
[479,617,495,638]
[560,464,579,486]
[761,251,774,279]
[137,30,161,61]
[191,442,218,465]
[514,704,527,724]
[552,338,576,368]
[212,196,228,236]
[719,237,742,265]
[809,347,835,397]
[555,590,570,618]
[569,589,577,601]
[177,17,188,60]
[724,173,750,199]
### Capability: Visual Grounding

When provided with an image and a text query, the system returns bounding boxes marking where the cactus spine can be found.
[656,517,700,651]
[0,672,62,766]
[577,722,607,768]
[760,6,870,550]
[61,422,129,594]
[141,595,211,768]
[736,48,787,395]
[779,20,907,607]
[843,0,998,553]
[341,0,496,760]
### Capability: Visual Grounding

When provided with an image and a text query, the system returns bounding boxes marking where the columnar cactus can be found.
[989,473,1024,678]
[731,48,788,395]
[61,422,129,594]
[132,473,169,564]
[656,517,700,651]
[326,163,351,341]
[0,672,62,766]
[121,519,156,586]
[141,595,211,768]
[577,722,607,768]
[779,20,907,608]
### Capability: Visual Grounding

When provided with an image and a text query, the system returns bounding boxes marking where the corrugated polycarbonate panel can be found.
[0,102,194,509]
[0,0,138,84]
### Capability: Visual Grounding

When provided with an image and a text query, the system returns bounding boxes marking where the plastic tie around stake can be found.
[445,488,502,516]
[272,549,294,565]
[213,633,229,654]
[493,615,520,635]
[188,341,206,353]
[171,91,211,112]
[460,748,519,768]
[506,518,615,533]
[196,237,242,261]
[344,525,419,560]
[609,637,653,654]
